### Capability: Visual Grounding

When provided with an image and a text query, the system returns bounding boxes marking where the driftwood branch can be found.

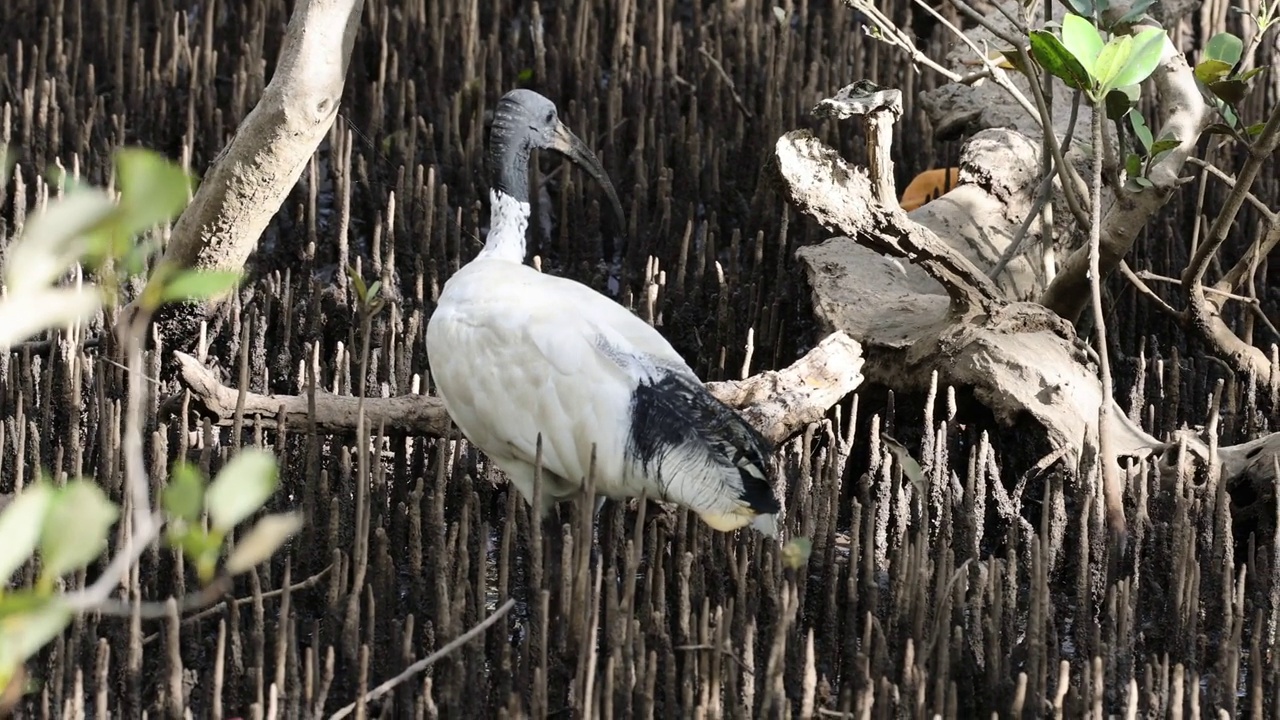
[708,333,866,445]
[170,332,865,447]
[774,130,1003,314]
[812,81,903,204]
[779,0,1280,547]
[171,352,454,436]
[779,96,1280,550]
[120,0,366,328]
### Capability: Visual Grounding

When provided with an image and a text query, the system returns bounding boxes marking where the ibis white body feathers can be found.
[425,90,780,537]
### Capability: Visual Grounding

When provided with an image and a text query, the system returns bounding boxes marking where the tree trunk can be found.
[118,0,366,338]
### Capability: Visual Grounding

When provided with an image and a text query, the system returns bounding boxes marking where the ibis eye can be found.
[544,111,555,124]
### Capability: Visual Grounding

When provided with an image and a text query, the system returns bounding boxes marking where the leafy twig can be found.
[61,311,162,613]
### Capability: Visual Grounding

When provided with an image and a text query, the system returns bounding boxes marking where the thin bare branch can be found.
[327,598,516,720]
[846,0,965,82]
[134,565,332,645]
[1184,156,1279,223]
[1138,270,1264,305]
[1119,262,1179,317]
[61,311,162,613]
[923,0,1041,123]
[698,45,753,119]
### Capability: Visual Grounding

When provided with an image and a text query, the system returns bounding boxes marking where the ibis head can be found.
[488,89,626,233]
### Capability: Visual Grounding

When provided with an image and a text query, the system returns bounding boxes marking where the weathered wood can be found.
[171,332,865,447]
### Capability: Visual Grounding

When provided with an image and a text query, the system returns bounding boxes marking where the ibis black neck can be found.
[488,112,532,205]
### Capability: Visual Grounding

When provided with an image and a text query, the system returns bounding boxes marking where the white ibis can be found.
[425,89,781,545]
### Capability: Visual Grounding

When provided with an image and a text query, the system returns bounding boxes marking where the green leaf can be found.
[224,512,304,575]
[0,484,54,586]
[4,189,116,296]
[1246,122,1267,137]
[992,47,1033,75]
[516,68,534,83]
[1062,0,1094,18]
[346,265,367,301]
[37,481,119,586]
[1205,32,1243,67]
[1105,85,1140,120]
[1148,137,1180,157]
[1238,67,1268,83]
[1094,35,1135,94]
[1208,79,1250,105]
[0,590,55,620]
[780,536,812,571]
[1108,27,1167,90]
[163,462,206,523]
[205,449,279,532]
[113,148,194,238]
[1125,152,1143,178]
[0,287,104,350]
[1117,0,1156,24]
[0,602,71,681]
[1029,30,1093,91]
[1195,59,1235,85]
[1203,122,1238,136]
[1060,13,1105,76]
[158,269,243,305]
[1212,98,1241,128]
[1129,110,1154,152]
[166,526,224,584]
[1221,102,1239,127]
[366,281,382,302]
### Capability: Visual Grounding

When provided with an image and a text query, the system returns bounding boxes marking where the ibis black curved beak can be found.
[549,121,627,234]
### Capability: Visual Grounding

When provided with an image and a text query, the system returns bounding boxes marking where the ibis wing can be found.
[428,268,661,501]
[428,263,778,531]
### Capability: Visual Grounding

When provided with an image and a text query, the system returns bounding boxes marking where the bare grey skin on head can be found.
[487,89,626,230]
